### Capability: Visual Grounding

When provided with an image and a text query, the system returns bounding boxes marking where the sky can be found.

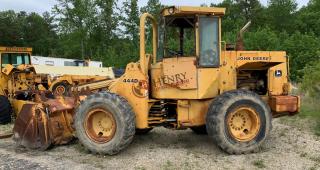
[0,0,310,14]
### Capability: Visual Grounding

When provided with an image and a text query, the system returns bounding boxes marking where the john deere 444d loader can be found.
[7,6,299,155]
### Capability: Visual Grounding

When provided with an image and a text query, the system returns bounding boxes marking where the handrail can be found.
[140,13,158,74]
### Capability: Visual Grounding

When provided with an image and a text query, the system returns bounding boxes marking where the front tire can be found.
[0,95,12,124]
[206,90,272,154]
[74,92,135,155]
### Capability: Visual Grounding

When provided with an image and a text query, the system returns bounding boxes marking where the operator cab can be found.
[0,47,32,69]
[157,6,224,67]
[1,53,31,68]
[150,7,226,99]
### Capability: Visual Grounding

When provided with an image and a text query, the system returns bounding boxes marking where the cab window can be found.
[199,16,220,67]
[158,16,196,58]
[1,53,31,68]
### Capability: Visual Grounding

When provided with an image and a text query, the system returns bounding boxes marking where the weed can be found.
[314,122,320,136]
[279,130,286,137]
[300,152,307,157]
[283,96,320,136]
[163,160,174,170]
[183,161,192,170]
[135,166,147,170]
[310,156,320,164]
[309,166,317,170]
[252,160,266,169]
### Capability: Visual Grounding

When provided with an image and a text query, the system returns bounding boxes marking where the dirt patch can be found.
[0,119,319,170]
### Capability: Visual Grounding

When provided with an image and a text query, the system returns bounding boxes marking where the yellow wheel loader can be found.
[33,64,115,96]
[10,6,300,155]
[0,47,78,148]
[0,47,113,147]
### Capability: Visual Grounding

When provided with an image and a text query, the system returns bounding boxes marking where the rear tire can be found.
[0,95,12,124]
[74,92,135,155]
[190,125,207,134]
[206,90,272,154]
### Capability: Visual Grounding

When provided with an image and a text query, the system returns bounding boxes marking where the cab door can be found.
[150,16,199,99]
[197,16,222,99]
[150,15,223,99]
[198,16,220,68]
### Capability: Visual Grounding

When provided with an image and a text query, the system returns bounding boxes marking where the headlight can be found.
[168,7,175,15]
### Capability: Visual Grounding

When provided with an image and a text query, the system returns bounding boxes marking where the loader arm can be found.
[74,79,117,92]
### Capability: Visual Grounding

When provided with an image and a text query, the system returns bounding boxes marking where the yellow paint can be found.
[109,63,150,128]
[0,47,34,97]
[161,6,226,16]
[11,99,35,116]
[2,7,298,132]
[0,47,32,53]
[88,7,299,129]
[177,99,212,127]
[227,107,261,142]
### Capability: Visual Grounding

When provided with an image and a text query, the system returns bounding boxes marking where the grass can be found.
[281,92,320,136]
[252,160,266,169]
[163,160,174,170]
[309,156,320,164]
[309,156,320,170]
[135,166,146,170]
[298,97,320,136]
[300,152,308,158]
[309,166,317,170]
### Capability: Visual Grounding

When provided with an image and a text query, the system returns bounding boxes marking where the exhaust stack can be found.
[236,21,251,51]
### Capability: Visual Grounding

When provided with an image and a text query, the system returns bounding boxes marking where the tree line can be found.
[0,0,319,88]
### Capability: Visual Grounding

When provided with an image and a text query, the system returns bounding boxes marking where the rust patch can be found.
[13,96,76,150]
[13,104,52,150]
[45,97,75,113]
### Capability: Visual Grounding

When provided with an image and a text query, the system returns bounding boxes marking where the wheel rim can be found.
[84,108,116,143]
[227,107,261,142]
[55,85,66,95]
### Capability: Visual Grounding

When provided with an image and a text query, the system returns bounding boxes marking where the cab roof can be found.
[0,47,32,52]
[161,6,226,16]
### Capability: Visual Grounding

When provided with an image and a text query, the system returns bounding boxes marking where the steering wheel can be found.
[201,49,218,65]
[167,48,183,56]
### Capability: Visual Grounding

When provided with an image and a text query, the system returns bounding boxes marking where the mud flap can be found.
[13,103,52,150]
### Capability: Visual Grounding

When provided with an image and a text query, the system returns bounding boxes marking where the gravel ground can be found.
[0,118,319,170]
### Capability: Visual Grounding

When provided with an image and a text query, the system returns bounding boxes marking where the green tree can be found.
[140,0,163,54]
[244,27,281,51]
[94,0,120,64]
[23,12,58,56]
[0,10,57,56]
[295,0,320,36]
[140,0,163,19]
[238,0,268,30]
[0,10,24,46]
[53,0,97,58]
[281,32,320,80]
[212,0,245,34]
[122,0,139,44]
[95,0,118,48]
[267,0,298,32]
